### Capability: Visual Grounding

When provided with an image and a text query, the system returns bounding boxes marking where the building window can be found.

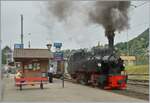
[28,64,33,70]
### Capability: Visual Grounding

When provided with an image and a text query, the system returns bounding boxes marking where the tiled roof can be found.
[13,48,53,59]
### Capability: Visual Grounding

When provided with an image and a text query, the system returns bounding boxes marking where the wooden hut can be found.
[13,48,53,78]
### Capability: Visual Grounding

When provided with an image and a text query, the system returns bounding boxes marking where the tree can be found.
[2,46,12,64]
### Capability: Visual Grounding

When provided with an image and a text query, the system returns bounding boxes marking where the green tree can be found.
[2,46,12,64]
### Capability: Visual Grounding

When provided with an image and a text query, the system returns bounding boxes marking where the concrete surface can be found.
[1,76,148,102]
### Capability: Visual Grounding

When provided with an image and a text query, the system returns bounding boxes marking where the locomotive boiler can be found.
[67,47,127,89]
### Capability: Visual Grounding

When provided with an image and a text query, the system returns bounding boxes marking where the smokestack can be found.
[105,25,115,53]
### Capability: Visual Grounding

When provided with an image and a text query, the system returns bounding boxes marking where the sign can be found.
[54,43,62,48]
[14,44,24,48]
[54,51,63,61]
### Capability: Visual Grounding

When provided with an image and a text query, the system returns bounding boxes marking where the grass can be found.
[125,65,149,80]
[126,65,149,74]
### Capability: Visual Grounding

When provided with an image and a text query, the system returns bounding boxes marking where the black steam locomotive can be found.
[67,47,127,89]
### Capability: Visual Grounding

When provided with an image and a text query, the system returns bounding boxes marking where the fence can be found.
[128,74,149,81]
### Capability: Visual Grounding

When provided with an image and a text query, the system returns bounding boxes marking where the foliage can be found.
[2,46,12,64]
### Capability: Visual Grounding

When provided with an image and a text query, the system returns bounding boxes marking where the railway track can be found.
[127,79,149,86]
[64,77,149,87]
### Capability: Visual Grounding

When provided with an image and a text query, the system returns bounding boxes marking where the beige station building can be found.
[120,55,136,65]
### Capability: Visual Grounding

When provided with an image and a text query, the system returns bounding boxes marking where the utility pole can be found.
[28,33,31,48]
[0,20,1,101]
[21,14,23,45]
[127,29,130,65]
[28,41,30,48]
[127,29,129,56]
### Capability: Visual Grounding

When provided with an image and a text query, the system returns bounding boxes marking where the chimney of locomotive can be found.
[105,26,115,53]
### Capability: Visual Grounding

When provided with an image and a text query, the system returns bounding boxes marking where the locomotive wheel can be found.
[98,75,107,89]
[98,83,105,89]
[76,74,81,83]
[79,79,87,85]
[79,73,88,85]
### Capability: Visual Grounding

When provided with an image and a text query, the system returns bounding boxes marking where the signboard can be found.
[54,43,62,48]
[54,51,63,61]
[14,44,24,49]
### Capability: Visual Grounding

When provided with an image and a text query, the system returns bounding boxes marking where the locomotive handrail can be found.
[121,70,128,76]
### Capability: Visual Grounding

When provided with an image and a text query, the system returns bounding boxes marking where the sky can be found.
[1,1,150,51]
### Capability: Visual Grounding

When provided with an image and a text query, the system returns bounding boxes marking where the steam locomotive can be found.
[67,47,127,89]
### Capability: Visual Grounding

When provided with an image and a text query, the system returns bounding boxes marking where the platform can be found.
[1,77,148,102]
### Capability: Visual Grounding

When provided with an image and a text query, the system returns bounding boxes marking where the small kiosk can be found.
[13,48,53,90]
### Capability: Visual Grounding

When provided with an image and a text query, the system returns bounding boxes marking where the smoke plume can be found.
[46,1,130,35]
[89,1,130,51]
[46,1,130,50]
[89,1,130,32]
[47,0,73,21]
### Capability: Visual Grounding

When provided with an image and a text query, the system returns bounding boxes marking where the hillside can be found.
[115,28,149,65]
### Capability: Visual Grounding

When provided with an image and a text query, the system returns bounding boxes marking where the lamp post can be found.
[46,43,52,72]
[47,43,52,51]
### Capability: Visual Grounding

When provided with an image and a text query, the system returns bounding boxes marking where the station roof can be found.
[120,56,136,61]
[13,48,53,59]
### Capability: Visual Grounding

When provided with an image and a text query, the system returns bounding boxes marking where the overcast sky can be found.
[1,1,149,51]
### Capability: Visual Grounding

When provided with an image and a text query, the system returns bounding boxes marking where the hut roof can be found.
[13,48,53,59]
